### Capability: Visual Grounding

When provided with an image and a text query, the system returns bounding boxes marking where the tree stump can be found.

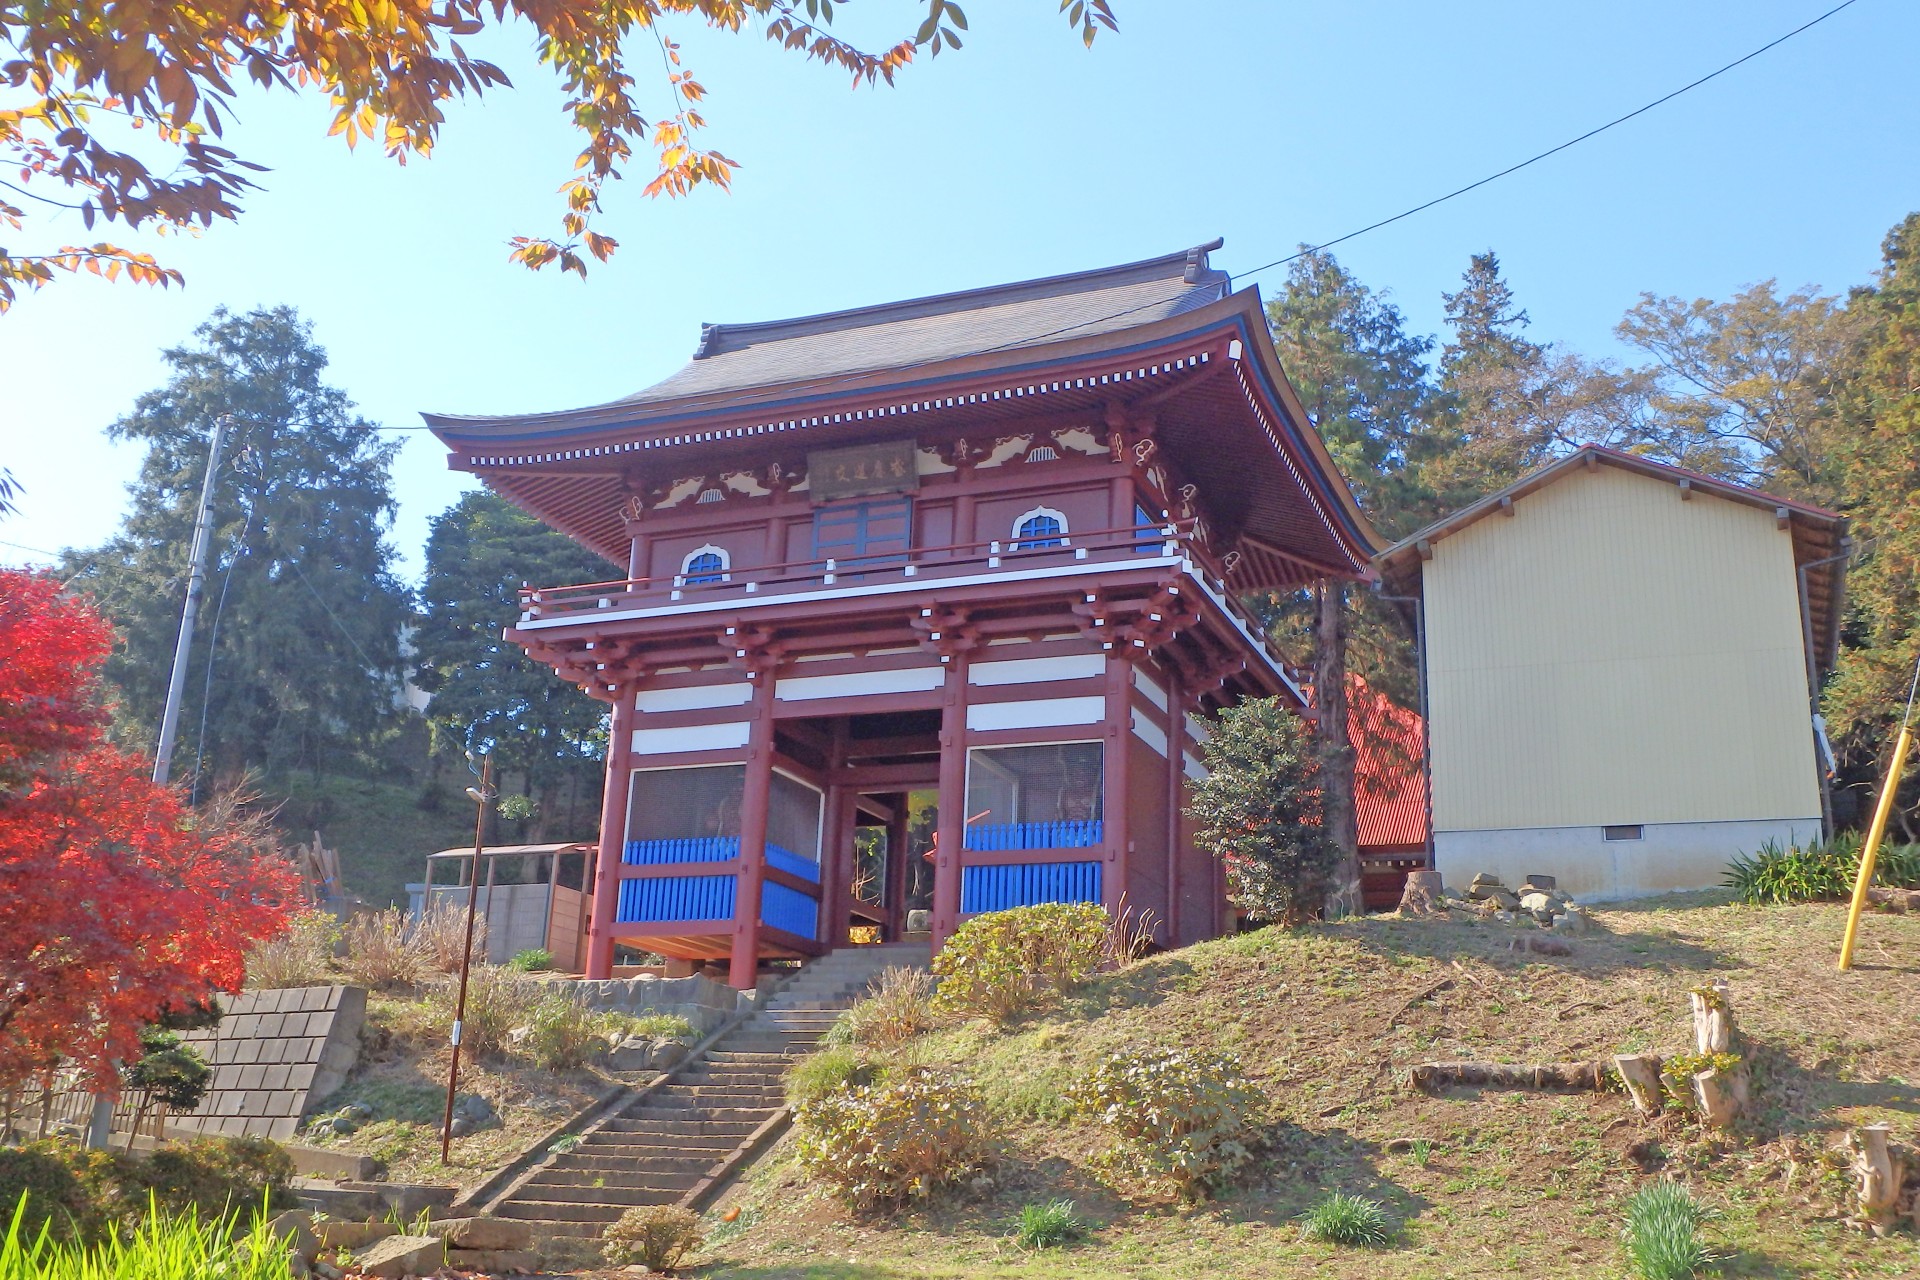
[1692,1070,1738,1129]
[1398,870,1447,916]
[1690,980,1732,1054]
[1615,1054,1664,1116]
[1847,1123,1907,1235]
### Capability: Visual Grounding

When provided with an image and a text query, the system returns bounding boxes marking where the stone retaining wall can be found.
[562,973,744,1036]
[166,985,366,1142]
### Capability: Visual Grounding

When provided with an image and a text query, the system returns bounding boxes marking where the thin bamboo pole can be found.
[441,754,494,1162]
[1839,655,1920,971]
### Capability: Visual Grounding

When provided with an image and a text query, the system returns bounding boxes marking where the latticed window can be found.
[681,548,727,584]
[1013,509,1067,550]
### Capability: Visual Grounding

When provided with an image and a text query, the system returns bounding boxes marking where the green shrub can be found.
[508,948,555,972]
[1299,1191,1391,1246]
[127,1138,297,1224]
[243,909,338,990]
[614,1013,697,1043]
[785,1045,879,1108]
[2,1193,293,1280]
[829,966,940,1048]
[1067,1045,1265,1200]
[793,1067,995,1210]
[426,965,535,1059]
[0,1146,106,1245]
[1623,1181,1717,1280]
[515,993,614,1070]
[1723,834,1920,906]
[601,1204,702,1271]
[0,1138,294,1246]
[931,903,1107,1023]
[1013,1198,1083,1250]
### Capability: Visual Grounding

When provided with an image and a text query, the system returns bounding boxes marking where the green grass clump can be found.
[1723,833,1920,906]
[1299,1191,1391,1247]
[1012,1199,1083,1250]
[507,948,555,972]
[1623,1181,1717,1280]
[1,1193,291,1280]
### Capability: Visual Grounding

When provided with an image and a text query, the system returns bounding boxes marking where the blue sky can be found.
[4,0,1916,581]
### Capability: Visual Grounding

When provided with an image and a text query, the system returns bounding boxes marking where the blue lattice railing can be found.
[617,837,819,935]
[961,860,1102,914]
[962,820,1102,852]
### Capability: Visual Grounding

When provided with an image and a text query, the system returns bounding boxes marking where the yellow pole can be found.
[1839,722,1914,971]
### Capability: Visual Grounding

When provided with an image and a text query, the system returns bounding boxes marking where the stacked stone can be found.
[1463,873,1591,934]
[272,1208,540,1278]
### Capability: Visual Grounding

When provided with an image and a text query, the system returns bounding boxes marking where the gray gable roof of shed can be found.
[427,240,1230,432]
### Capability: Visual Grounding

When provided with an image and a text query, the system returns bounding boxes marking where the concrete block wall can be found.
[166,985,367,1142]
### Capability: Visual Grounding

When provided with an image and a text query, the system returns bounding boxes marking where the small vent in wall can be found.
[1025,446,1058,463]
[695,488,725,504]
[1603,824,1644,841]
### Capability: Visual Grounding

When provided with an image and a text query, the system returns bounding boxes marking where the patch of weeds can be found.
[1299,1191,1392,1247]
[1012,1199,1084,1250]
[1623,1181,1718,1280]
[1410,1138,1434,1168]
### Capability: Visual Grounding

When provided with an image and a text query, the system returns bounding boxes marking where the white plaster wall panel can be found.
[1423,466,1820,833]
[967,696,1108,732]
[1130,708,1169,757]
[1132,666,1170,712]
[968,653,1106,686]
[1433,817,1822,902]
[632,722,752,755]
[1184,752,1207,782]
[776,666,945,701]
[635,683,752,713]
[1185,713,1211,744]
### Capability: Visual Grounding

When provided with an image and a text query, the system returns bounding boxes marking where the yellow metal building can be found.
[1377,446,1849,901]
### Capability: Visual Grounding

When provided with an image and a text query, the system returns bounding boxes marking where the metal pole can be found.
[441,754,494,1163]
[1839,656,1920,971]
[153,414,231,787]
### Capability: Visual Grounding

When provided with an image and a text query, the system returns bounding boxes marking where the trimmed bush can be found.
[931,903,1107,1023]
[1067,1045,1265,1200]
[602,1204,702,1271]
[830,966,940,1048]
[1623,1181,1717,1280]
[1300,1191,1391,1246]
[793,1067,995,1210]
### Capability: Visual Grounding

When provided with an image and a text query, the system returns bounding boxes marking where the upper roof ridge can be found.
[689,238,1227,360]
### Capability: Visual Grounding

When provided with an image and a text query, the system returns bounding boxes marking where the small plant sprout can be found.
[1300,1191,1392,1247]
[1410,1138,1434,1167]
[1623,1181,1719,1280]
[1013,1199,1084,1249]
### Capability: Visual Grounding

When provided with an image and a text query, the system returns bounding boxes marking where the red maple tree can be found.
[0,569,297,1092]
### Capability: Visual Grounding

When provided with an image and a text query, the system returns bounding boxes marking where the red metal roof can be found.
[1304,675,1428,852]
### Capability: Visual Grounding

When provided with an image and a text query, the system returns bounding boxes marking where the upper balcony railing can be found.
[514,522,1292,679]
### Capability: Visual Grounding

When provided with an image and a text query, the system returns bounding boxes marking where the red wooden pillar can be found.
[1163,666,1185,947]
[817,722,851,952]
[584,689,637,979]
[931,656,969,950]
[728,669,779,989]
[1102,650,1132,919]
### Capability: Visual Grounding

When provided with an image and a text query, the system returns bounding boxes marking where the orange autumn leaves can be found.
[0,570,298,1092]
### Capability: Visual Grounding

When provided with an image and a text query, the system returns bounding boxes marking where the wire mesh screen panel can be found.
[627,765,745,844]
[767,771,823,864]
[965,742,1104,851]
[960,861,1102,913]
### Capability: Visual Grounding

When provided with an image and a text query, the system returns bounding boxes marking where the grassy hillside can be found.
[702,896,1920,1279]
[270,772,474,909]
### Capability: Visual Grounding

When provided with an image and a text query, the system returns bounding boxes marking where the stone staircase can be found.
[486,941,930,1246]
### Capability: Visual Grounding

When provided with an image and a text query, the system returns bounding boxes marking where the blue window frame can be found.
[680,546,728,585]
[1012,508,1067,550]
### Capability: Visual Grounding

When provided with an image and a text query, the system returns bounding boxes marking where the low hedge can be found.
[0,1136,296,1244]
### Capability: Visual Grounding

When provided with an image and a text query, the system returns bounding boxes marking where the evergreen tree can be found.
[62,306,411,783]
[413,491,611,839]
[1824,214,1920,837]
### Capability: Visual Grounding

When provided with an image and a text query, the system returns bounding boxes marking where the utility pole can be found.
[153,413,232,787]
[442,751,495,1164]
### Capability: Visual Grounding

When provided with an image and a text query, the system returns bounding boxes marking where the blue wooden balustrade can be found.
[961,861,1103,913]
[616,837,820,940]
[961,820,1102,851]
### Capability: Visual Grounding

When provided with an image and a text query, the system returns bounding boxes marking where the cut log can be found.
[1692,1069,1738,1129]
[1407,1060,1608,1093]
[1866,886,1920,914]
[1615,1054,1664,1116]
[1689,980,1732,1055]
[1848,1123,1908,1235]
[1398,870,1447,916]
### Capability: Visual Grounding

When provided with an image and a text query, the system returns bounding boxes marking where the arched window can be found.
[1011,507,1069,550]
[678,544,730,586]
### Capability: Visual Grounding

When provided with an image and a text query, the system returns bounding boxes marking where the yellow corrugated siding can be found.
[1425,465,1819,831]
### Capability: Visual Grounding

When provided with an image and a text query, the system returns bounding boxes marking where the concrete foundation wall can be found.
[1434,817,1822,902]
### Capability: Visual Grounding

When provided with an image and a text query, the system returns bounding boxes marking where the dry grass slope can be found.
[698,895,1920,1279]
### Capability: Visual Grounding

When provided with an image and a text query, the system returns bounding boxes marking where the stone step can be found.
[520,1177,701,1203]
[493,1200,643,1224]
[676,1066,786,1083]
[600,1116,763,1135]
[618,1106,777,1125]
[533,1162,715,1185]
[703,1050,800,1065]
[551,1153,723,1176]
